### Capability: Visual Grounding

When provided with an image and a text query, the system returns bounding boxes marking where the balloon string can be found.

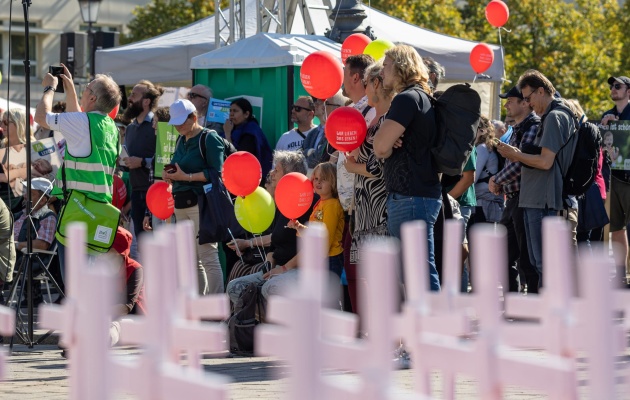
[498,28,510,84]
[473,74,478,84]
[501,27,512,33]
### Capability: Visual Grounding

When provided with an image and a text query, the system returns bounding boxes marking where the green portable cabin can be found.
[190,33,342,148]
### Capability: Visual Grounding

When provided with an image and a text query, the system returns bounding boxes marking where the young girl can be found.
[288,163,344,277]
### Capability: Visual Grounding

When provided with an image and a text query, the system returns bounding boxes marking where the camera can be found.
[48,65,64,93]
[163,164,177,174]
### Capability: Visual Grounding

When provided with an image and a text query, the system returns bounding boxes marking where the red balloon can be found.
[300,51,343,100]
[341,33,372,64]
[469,43,495,74]
[108,103,120,119]
[485,0,509,28]
[324,107,368,152]
[146,181,174,220]
[222,151,262,197]
[275,172,314,220]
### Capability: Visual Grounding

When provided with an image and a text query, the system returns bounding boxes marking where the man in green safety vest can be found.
[35,64,122,279]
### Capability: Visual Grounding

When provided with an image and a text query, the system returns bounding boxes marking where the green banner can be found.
[155,122,178,179]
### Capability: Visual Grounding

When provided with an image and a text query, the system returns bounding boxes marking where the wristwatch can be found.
[43,86,55,94]
[141,158,147,168]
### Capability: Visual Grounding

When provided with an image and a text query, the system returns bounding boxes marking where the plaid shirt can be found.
[494,112,540,195]
[13,206,57,246]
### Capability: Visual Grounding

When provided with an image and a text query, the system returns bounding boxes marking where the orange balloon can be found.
[469,43,495,74]
[485,0,509,28]
[300,51,343,100]
[341,33,372,64]
[146,181,174,220]
[222,151,262,197]
[275,172,313,220]
[325,106,367,152]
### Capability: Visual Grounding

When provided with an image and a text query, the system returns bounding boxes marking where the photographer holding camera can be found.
[34,64,122,277]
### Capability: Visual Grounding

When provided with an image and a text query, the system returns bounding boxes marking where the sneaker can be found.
[392,344,411,370]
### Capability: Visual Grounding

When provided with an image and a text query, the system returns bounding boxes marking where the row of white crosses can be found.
[39,222,231,400]
[32,216,625,399]
[258,218,625,399]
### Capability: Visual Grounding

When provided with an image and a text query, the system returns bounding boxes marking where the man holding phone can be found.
[34,64,122,276]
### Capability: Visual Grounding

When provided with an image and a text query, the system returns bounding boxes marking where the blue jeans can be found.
[459,206,474,293]
[523,207,558,288]
[387,192,442,291]
[328,253,344,278]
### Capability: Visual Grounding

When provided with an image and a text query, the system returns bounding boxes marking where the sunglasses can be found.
[292,105,312,112]
[610,83,626,90]
[187,92,208,100]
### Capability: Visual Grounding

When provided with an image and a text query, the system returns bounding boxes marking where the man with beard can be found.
[122,80,164,239]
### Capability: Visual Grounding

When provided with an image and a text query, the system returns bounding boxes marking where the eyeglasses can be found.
[522,88,537,103]
[610,83,626,90]
[292,105,312,112]
[325,103,341,107]
[85,85,97,98]
[187,92,208,100]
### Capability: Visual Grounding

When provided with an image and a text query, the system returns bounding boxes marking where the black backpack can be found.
[555,108,602,197]
[430,84,482,176]
[227,281,266,355]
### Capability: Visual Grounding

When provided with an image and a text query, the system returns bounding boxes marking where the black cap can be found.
[498,86,523,99]
[608,76,630,86]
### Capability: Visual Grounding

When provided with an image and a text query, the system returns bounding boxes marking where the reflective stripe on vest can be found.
[60,113,118,203]
[64,160,115,175]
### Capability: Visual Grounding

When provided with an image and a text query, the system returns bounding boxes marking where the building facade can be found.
[0,0,151,108]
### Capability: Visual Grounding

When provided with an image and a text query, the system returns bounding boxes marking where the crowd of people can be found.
[0,44,629,355]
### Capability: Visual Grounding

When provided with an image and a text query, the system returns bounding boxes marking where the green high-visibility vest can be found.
[53,113,119,203]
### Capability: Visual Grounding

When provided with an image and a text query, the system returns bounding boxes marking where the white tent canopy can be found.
[95,0,259,86]
[96,0,503,85]
[190,33,341,69]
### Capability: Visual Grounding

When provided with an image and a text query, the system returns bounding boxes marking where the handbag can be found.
[197,168,245,244]
[577,182,609,232]
[56,190,121,253]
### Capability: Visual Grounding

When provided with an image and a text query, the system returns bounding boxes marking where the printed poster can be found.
[599,120,630,170]
[0,137,64,197]
[206,98,231,124]
[155,122,178,179]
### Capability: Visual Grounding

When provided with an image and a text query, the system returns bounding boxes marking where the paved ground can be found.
[2,338,629,399]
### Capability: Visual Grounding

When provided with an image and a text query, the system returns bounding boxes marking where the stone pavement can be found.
[1,339,626,399]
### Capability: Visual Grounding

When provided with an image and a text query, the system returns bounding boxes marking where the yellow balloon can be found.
[234,187,275,234]
[363,39,395,61]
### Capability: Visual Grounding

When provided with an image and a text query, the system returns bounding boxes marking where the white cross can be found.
[39,223,118,400]
[112,228,230,399]
[119,222,229,369]
[0,304,14,380]
[404,222,578,399]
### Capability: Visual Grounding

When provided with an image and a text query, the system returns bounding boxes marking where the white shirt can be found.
[45,111,107,158]
[336,96,375,212]
[275,128,313,151]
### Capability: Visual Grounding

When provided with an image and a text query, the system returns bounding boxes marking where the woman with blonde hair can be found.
[0,108,36,213]
[374,44,442,291]
[344,61,394,312]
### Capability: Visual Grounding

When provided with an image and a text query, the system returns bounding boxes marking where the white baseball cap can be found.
[22,177,53,196]
[168,99,197,125]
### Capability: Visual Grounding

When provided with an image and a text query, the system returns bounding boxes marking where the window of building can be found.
[9,34,36,77]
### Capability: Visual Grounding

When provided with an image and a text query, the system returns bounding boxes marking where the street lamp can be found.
[78,0,102,78]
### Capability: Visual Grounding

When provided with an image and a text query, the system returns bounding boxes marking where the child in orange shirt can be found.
[288,163,344,277]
